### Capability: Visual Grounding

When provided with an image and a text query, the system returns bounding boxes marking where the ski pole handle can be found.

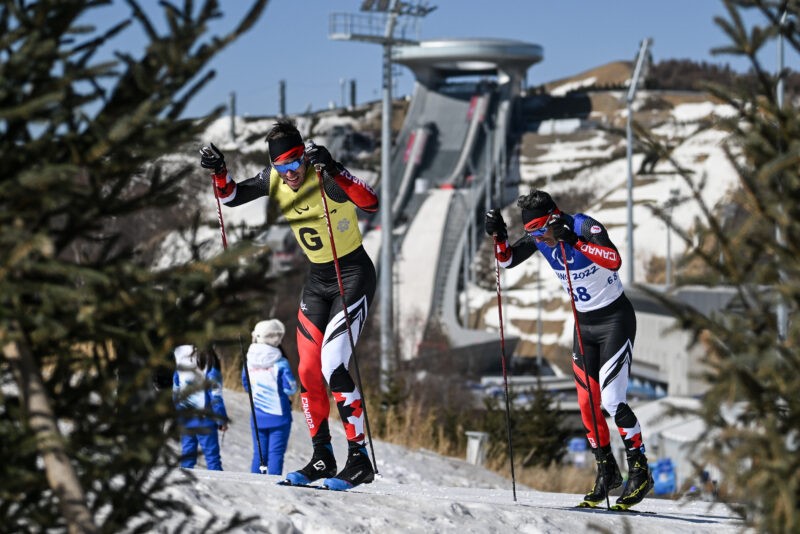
[304,141,322,172]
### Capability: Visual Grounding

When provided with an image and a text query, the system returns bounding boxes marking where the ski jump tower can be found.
[394,37,542,94]
[330,3,542,376]
[388,38,542,371]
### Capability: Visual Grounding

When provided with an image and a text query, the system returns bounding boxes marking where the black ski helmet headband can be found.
[521,192,557,230]
[268,131,304,163]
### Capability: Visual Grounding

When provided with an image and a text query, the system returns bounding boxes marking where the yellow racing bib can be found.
[269,167,362,264]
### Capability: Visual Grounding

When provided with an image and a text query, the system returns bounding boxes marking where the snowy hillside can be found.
[158,389,744,533]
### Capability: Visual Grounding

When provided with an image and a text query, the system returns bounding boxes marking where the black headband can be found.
[520,190,557,223]
[521,204,555,224]
[268,131,304,162]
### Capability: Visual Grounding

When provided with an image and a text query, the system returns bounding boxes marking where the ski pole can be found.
[213,179,229,250]
[494,256,517,502]
[309,145,379,475]
[240,335,267,474]
[560,241,610,510]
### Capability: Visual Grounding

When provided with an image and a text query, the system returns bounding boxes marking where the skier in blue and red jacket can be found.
[485,189,653,509]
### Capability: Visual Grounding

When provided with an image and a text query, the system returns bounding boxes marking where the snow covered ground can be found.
[160,389,746,533]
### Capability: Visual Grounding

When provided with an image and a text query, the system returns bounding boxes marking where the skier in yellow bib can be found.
[200,119,379,490]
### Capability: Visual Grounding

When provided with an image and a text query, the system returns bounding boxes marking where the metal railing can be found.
[329,12,421,45]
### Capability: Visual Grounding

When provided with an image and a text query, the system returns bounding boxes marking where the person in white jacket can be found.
[242,319,298,475]
[173,345,229,470]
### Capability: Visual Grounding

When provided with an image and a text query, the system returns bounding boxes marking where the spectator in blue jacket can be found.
[243,319,298,475]
[173,345,229,470]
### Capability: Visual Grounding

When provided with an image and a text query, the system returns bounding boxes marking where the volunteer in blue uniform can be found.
[243,319,298,475]
[173,345,228,470]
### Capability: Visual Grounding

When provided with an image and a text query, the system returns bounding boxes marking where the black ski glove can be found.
[306,143,338,176]
[200,143,226,175]
[548,214,579,246]
[485,209,508,241]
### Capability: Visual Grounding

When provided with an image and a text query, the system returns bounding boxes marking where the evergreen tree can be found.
[0,1,271,531]
[518,382,569,468]
[640,1,800,530]
[481,382,568,468]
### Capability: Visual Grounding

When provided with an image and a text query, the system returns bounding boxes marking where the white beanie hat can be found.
[174,345,197,369]
[252,319,285,347]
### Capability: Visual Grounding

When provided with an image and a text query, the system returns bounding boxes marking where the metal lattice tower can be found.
[329,1,436,392]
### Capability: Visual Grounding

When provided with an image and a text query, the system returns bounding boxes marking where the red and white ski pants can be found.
[295,246,375,447]
[572,294,645,453]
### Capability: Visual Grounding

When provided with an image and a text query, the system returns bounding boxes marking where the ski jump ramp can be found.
[387,39,542,365]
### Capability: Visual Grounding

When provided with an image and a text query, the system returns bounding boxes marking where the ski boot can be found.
[579,445,623,507]
[323,445,375,491]
[615,449,654,509]
[282,443,337,486]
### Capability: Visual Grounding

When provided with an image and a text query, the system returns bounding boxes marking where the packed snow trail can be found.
[157,390,746,533]
[185,469,744,533]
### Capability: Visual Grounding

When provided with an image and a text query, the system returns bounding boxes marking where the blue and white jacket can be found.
[242,343,298,428]
[497,212,624,313]
[172,345,228,429]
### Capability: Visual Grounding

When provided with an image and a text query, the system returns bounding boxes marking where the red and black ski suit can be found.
[217,162,378,449]
[494,212,646,455]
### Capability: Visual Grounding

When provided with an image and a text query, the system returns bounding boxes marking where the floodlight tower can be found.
[625,37,652,286]
[329,1,436,392]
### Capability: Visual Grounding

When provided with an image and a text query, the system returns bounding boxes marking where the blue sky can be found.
[89,1,794,118]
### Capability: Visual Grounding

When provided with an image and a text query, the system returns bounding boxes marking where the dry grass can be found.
[589,92,626,121]
[486,457,596,494]
[373,396,598,496]
[374,401,463,457]
[220,350,245,391]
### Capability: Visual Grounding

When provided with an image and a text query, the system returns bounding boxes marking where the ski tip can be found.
[574,501,651,514]
[323,478,354,491]
[282,472,311,486]
[277,480,329,490]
